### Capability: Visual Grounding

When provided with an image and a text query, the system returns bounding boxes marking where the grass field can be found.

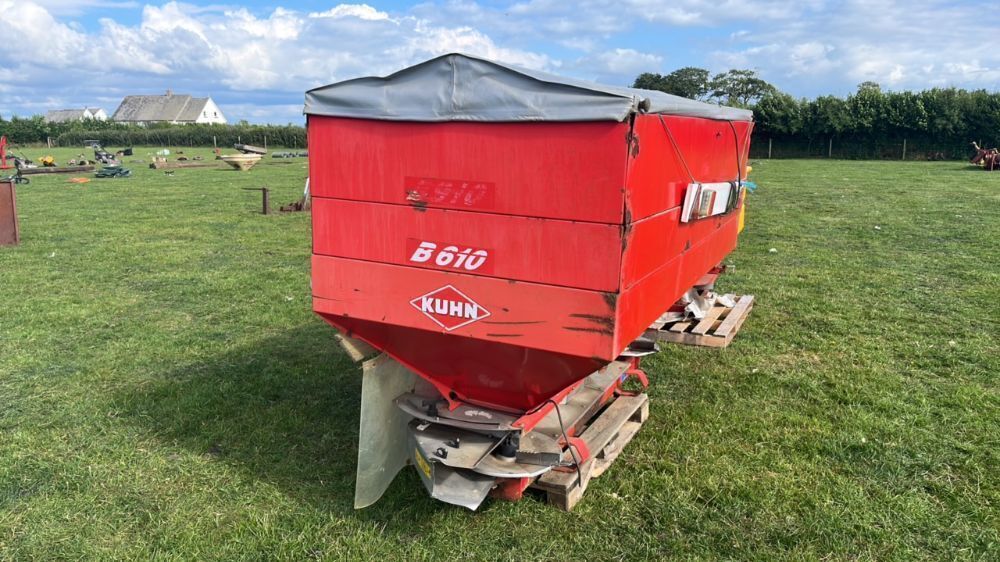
[1,150,998,560]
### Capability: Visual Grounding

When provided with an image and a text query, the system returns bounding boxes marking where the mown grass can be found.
[0,151,997,561]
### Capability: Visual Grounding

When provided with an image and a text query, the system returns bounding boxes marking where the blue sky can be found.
[1,1,997,124]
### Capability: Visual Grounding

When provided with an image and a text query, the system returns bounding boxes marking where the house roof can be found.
[111,94,214,122]
[305,52,753,123]
[45,109,88,123]
[86,107,105,114]
[177,98,211,122]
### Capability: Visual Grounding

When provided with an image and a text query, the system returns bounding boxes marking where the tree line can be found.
[4,71,999,159]
[0,115,306,149]
[635,68,1000,159]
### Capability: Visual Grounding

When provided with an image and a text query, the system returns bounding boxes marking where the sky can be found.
[0,0,997,124]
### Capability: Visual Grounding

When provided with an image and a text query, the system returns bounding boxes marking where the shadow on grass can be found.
[116,321,441,521]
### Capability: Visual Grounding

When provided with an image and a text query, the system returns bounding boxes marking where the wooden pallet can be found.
[530,393,649,511]
[645,294,754,348]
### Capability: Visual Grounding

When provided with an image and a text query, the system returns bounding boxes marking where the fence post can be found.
[902,138,907,160]
[828,137,833,158]
[768,138,772,159]
[213,135,217,149]
[264,135,267,151]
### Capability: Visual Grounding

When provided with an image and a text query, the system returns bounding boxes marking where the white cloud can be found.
[415,0,1000,95]
[708,0,1000,93]
[573,48,664,84]
[309,4,391,21]
[0,1,552,121]
[1,0,999,122]
[24,0,139,15]
[0,1,88,62]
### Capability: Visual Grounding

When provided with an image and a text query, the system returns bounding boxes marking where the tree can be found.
[754,92,804,136]
[632,72,669,92]
[848,81,888,135]
[632,67,711,100]
[808,95,852,137]
[920,88,963,139]
[883,91,928,134]
[709,69,776,107]
[964,89,1000,142]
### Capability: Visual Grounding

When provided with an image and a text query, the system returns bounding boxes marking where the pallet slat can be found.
[691,305,726,335]
[645,294,754,348]
[532,393,649,511]
[649,311,682,330]
[715,295,754,337]
[591,400,649,479]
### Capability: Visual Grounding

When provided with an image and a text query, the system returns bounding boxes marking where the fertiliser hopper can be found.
[971,142,1000,170]
[306,54,753,510]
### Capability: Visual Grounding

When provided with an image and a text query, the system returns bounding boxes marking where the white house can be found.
[111,91,228,125]
[45,108,108,123]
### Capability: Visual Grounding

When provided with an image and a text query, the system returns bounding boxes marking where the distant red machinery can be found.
[0,136,11,170]
[971,142,1000,170]
[306,54,754,510]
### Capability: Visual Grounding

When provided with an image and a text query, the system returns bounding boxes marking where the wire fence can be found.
[749,136,996,161]
[53,125,307,149]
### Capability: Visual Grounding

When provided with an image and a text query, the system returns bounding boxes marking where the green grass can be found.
[1,151,998,561]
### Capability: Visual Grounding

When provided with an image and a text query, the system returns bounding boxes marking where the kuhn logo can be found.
[407,239,492,273]
[410,285,491,331]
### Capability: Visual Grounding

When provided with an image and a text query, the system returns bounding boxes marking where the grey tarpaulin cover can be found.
[305,53,753,123]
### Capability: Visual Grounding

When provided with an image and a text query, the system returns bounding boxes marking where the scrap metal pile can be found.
[95,165,131,178]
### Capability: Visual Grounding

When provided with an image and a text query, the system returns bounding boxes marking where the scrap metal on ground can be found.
[19,165,95,175]
[95,165,131,178]
[235,143,267,155]
[149,158,221,170]
[279,197,310,212]
[0,174,28,185]
[220,154,261,171]
[280,178,311,212]
[93,144,120,166]
[1,136,38,173]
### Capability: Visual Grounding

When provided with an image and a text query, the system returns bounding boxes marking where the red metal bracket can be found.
[491,477,533,501]
[626,369,649,388]
[565,436,591,464]
[617,368,649,397]
[694,264,727,289]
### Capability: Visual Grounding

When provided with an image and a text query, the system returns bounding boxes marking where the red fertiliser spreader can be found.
[306,54,753,510]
